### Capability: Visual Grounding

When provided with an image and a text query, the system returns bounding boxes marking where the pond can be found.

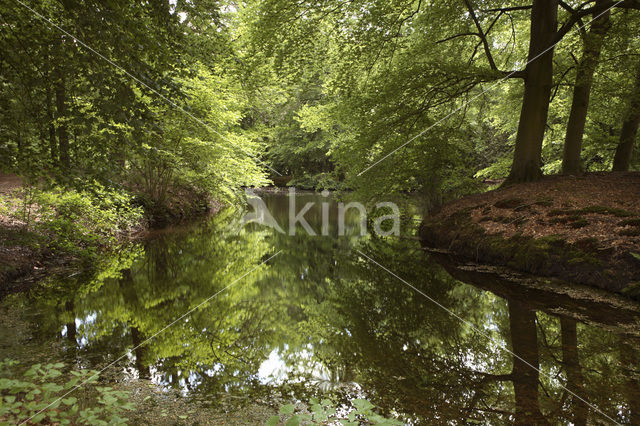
[2,191,640,424]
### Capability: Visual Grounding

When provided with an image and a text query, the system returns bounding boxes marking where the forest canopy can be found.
[1,0,639,208]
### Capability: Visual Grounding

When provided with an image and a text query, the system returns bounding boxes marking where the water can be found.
[2,191,640,424]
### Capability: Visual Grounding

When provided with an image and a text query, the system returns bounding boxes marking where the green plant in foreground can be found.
[0,359,133,425]
[268,397,403,425]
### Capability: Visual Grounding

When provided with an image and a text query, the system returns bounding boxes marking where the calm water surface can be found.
[2,191,640,424]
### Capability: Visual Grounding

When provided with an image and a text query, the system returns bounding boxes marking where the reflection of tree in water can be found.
[12,198,640,423]
[304,238,515,423]
[508,300,544,425]
[560,318,586,425]
[620,340,640,425]
[305,237,640,424]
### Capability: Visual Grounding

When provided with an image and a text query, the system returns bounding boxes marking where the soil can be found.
[420,172,640,298]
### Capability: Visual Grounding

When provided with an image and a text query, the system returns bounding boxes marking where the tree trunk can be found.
[55,73,70,170]
[562,1,610,175]
[612,59,640,171]
[507,0,558,183]
[46,85,58,165]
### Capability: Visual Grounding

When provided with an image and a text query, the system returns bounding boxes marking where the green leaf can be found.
[62,397,77,405]
[352,398,374,411]
[31,413,46,423]
[266,415,280,426]
[285,415,300,426]
[279,404,295,415]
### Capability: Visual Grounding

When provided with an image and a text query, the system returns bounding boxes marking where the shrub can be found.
[0,359,134,424]
[34,183,143,256]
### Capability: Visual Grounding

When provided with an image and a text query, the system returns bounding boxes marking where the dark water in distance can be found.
[4,191,640,424]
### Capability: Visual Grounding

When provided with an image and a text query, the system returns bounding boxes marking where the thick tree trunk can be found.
[561,318,587,425]
[612,60,640,171]
[507,0,558,183]
[562,1,610,175]
[55,74,70,170]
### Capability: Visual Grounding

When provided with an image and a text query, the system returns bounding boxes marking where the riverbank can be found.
[420,172,640,298]
[0,175,218,298]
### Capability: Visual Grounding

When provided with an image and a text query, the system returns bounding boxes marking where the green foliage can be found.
[0,359,133,425]
[36,185,143,255]
[129,64,269,208]
[2,182,143,257]
[268,398,402,425]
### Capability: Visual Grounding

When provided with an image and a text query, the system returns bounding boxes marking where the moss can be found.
[548,206,636,218]
[621,282,640,299]
[620,228,640,237]
[579,205,634,217]
[569,219,589,229]
[537,234,567,247]
[619,218,640,227]
[513,205,531,213]
[494,198,523,209]
[534,198,553,207]
[548,209,568,217]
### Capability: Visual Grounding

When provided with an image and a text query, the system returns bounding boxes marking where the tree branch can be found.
[463,0,499,71]
[554,0,640,45]
[436,32,481,44]
[483,5,533,12]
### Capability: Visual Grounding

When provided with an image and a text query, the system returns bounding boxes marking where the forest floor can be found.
[0,173,51,296]
[420,172,640,297]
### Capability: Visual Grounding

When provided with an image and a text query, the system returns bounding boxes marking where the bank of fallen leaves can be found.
[439,172,640,252]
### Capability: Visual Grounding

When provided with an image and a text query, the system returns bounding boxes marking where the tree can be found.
[507,0,559,183]
[612,57,640,171]
[561,0,611,175]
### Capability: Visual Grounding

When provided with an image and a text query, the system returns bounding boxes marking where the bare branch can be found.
[463,0,499,71]
[436,32,481,44]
